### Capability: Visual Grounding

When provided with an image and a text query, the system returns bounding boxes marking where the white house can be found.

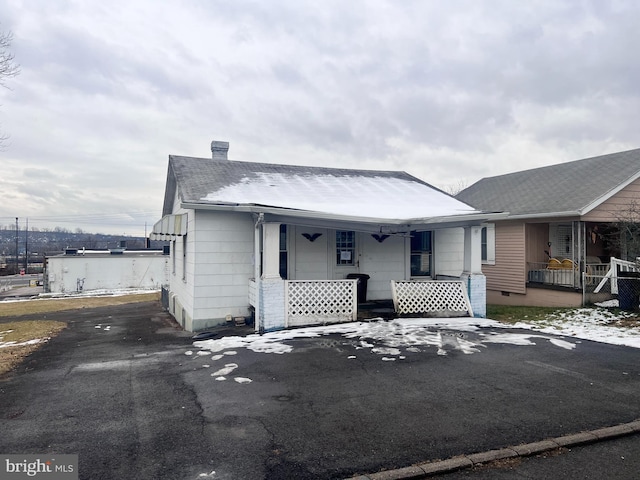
[45,249,169,294]
[151,141,503,332]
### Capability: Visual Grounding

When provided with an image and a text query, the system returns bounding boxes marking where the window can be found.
[336,231,355,265]
[410,231,432,276]
[481,227,487,261]
[182,235,187,281]
[171,240,176,275]
[481,223,496,265]
[279,224,288,279]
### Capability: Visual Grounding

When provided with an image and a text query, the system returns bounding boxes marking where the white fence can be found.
[391,280,473,317]
[594,257,640,294]
[285,279,358,327]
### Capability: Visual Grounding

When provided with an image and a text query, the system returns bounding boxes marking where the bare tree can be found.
[0,28,20,145]
[0,30,19,86]
[442,179,470,196]
[605,199,640,262]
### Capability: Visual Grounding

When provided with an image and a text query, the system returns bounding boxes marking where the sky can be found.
[1,0,640,236]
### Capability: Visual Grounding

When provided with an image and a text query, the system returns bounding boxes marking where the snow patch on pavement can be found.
[211,363,238,376]
[193,317,583,359]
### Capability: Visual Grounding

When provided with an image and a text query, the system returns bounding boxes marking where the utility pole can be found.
[15,217,18,275]
[24,218,28,273]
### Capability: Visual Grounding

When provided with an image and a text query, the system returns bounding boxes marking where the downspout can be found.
[254,213,264,333]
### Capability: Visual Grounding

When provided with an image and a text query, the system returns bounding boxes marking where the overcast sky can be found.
[1,0,639,236]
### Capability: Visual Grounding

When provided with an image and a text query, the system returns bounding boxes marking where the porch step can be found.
[357,301,396,320]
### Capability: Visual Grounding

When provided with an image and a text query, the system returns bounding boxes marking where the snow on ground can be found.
[511,307,640,349]
[0,328,45,349]
[41,288,160,298]
[0,288,160,303]
[0,338,44,348]
[188,309,640,384]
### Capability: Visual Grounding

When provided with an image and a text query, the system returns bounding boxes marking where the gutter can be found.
[504,210,582,220]
[180,202,509,228]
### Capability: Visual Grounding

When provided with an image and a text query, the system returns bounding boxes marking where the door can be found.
[333,230,361,279]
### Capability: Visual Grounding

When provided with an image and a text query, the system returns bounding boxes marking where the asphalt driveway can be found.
[1,301,639,479]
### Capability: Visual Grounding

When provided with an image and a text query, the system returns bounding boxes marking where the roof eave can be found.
[180,201,508,227]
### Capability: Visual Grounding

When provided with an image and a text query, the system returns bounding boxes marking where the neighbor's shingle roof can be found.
[456,148,640,217]
[162,155,481,221]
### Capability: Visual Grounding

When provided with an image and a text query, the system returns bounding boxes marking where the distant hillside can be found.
[0,228,167,274]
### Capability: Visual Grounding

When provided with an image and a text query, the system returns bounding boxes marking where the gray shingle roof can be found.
[456,148,640,217]
[161,155,481,222]
[169,155,436,203]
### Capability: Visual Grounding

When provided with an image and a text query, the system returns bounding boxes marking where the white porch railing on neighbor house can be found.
[527,260,580,288]
[528,259,614,289]
[586,262,611,277]
[391,280,473,317]
[285,279,358,327]
[594,257,640,294]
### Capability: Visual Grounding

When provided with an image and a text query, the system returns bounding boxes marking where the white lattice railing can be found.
[248,279,257,307]
[285,279,358,327]
[391,280,473,317]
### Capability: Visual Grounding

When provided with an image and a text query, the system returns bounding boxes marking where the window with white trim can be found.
[481,223,496,265]
[172,240,176,275]
[279,224,288,279]
[336,231,355,265]
[410,231,432,276]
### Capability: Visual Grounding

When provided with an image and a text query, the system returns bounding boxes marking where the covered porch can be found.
[525,220,624,290]
[250,217,487,332]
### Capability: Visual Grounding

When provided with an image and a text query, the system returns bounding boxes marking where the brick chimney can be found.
[211,141,229,161]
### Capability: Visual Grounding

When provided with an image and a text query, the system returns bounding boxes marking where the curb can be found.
[346,419,640,480]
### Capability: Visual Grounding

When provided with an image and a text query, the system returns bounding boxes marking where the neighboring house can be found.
[151,141,503,332]
[45,249,169,294]
[457,148,640,307]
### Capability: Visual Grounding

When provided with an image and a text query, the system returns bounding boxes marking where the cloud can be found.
[0,0,639,233]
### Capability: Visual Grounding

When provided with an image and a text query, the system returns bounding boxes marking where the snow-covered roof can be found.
[162,155,486,224]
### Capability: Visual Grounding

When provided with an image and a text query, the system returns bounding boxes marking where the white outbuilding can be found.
[45,249,169,294]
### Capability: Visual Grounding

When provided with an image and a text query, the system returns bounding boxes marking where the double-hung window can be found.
[481,223,496,265]
[279,224,288,279]
[410,231,432,276]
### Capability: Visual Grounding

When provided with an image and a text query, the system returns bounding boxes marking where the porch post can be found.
[262,222,281,279]
[259,222,286,331]
[463,225,483,275]
[462,225,486,318]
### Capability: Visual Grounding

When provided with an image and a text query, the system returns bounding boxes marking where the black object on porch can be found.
[346,273,370,303]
